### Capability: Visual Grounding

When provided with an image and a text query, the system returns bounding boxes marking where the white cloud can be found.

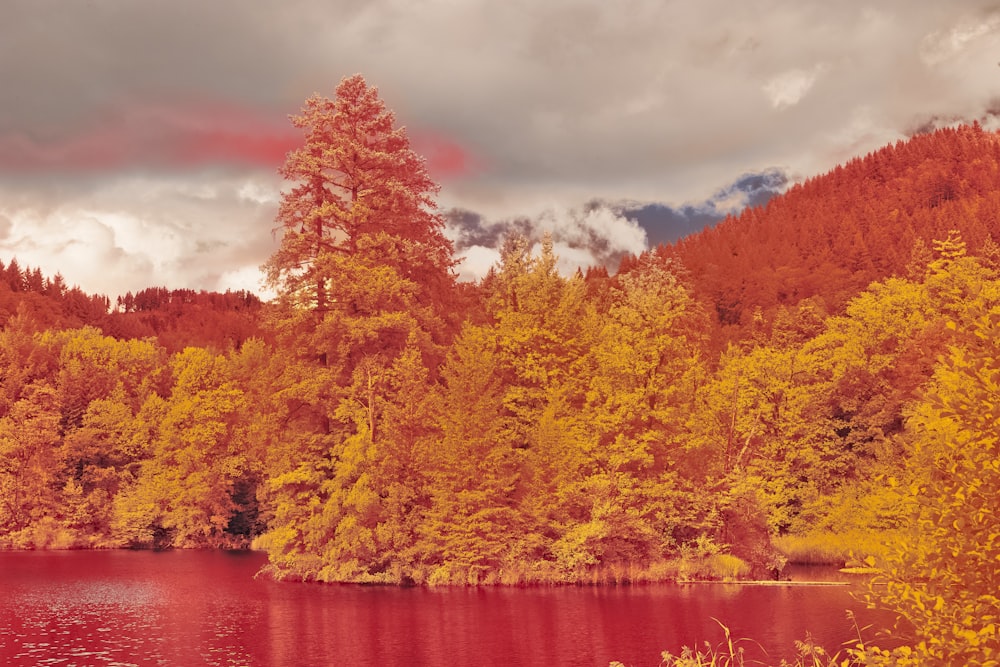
[0,172,279,300]
[538,205,648,257]
[218,264,270,297]
[446,202,648,281]
[3,208,155,298]
[763,65,827,110]
[550,242,604,276]
[920,13,1000,66]
[238,180,280,205]
[455,245,501,281]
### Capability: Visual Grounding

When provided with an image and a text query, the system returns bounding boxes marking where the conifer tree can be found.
[264,74,455,316]
[258,76,458,582]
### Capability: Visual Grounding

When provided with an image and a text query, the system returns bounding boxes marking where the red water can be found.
[0,551,898,666]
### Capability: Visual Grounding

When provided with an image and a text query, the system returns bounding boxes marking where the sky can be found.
[2,0,1000,300]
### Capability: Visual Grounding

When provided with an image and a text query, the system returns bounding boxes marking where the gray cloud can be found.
[614,169,790,249]
[444,167,787,279]
[445,210,533,252]
[615,169,788,246]
[2,1,999,295]
[444,202,648,280]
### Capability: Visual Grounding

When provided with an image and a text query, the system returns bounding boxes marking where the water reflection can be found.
[0,551,895,666]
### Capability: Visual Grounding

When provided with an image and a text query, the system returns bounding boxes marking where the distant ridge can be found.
[0,259,263,352]
[637,123,1000,333]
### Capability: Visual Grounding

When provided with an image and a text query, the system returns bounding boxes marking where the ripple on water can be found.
[17,579,164,608]
[4,580,171,666]
[4,578,258,666]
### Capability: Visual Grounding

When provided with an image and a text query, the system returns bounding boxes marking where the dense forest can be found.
[1,76,997,662]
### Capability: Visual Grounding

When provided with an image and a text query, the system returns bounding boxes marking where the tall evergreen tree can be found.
[258,76,459,582]
[263,73,456,317]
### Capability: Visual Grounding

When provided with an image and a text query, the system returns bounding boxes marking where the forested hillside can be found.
[0,259,111,330]
[103,287,264,352]
[647,123,1000,339]
[0,263,263,353]
[1,80,997,662]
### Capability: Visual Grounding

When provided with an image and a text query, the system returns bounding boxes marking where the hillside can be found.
[102,287,264,353]
[0,259,111,331]
[645,123,1000,334]
[0,260,263,352]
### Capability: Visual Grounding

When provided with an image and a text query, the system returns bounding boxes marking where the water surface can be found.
[0,551,897,666]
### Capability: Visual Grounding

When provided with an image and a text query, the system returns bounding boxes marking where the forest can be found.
[1,76,997,663]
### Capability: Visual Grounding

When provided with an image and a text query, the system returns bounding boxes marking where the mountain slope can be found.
[0,260,263,351]
[650,123,1000,331]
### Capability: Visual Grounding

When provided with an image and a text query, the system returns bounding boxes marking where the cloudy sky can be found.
[2,1,1000,299]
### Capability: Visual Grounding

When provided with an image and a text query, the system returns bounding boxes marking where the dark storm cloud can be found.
[618,204,722,248]
[0,102,299,173]
[7,4,1000,180]
[445,209,535,251]
[7,0,999,191]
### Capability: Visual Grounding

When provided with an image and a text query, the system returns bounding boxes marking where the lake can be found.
[0,550,898,666]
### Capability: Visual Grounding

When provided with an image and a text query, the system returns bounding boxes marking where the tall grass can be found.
[611,615,874,667]
[772,530,897,566]
[676,553,751,582]
[418,558,687,586]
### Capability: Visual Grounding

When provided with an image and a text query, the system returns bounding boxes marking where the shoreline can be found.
[682,579,851,586]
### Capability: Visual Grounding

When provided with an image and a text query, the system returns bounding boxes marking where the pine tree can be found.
[257,76,459,582]
[264,74,456,316]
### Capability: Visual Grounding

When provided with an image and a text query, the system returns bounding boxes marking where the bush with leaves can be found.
[860,307,1000,665]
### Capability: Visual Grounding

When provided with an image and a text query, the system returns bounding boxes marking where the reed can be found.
[611,618,869,667]
[772,530,896,566]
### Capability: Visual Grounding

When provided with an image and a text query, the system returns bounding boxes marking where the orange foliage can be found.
[3,93,1000,615]
[653,123,1000,342]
